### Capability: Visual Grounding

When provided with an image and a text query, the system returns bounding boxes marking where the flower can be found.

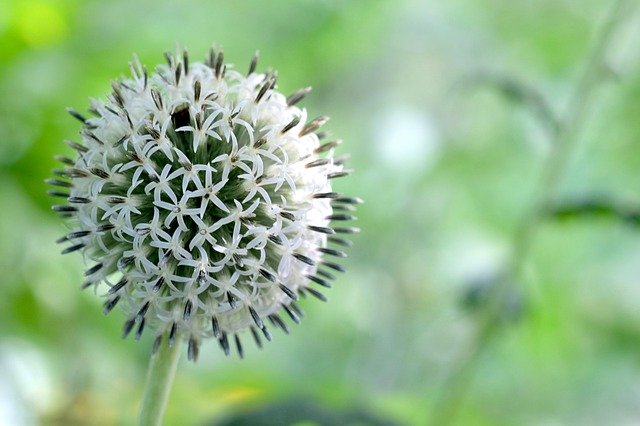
[48,46,359,361]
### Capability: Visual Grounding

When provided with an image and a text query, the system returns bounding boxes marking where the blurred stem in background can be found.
[138,339,181,426]
[430,1,634,424]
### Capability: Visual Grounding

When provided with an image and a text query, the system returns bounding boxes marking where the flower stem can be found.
[138,339,181,426]
[430,1,632,424]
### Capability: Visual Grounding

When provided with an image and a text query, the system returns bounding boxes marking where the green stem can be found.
[138,339,182,426]
[430,2,631,425]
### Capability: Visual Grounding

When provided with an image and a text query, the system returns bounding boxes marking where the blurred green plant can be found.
[431,1,636,424]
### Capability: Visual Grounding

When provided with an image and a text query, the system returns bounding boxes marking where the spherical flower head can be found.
[49,46,360,361]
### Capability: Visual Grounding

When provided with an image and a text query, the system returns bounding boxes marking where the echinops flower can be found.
[49,46,359,361]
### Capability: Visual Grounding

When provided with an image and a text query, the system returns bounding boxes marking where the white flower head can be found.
[49,46,360,361]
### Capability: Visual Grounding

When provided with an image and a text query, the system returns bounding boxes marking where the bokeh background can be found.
[2,0,640,425]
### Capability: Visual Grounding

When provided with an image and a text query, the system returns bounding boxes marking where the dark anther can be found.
[254,138,267,149]
[268,234,283,245]
[152,277,164,292]
[259,268,276,282]
[164,51,173,67]
[105,196,126,204]
[188,336,200,361]
[313,191,340,199]
[255,77,274,103]
[206,47,216,68]
[121,81,135,92]
[333,156,348,167]
[122,318,136,338]
[328,236,353,247]
[235,334,244,359]
[51,168,72,179]
[183,300,192,321]
[105,105,119,116]
[247,50,260,77]
[137,301,150,320]
[114,135,128,147]
[48,190,70,198]
[174,62,182,85]
[219,332,230,356]
[293,253,315,266]
[305,286,328,302]
[183,50,189,76]
[215,50,224,79]
[315,131,330,140]
[248,306,263,328]
[88,106,100,117]
[117,256,134,269]
[316,269,336,280]
[193,79,201,101]
[169,322,177,347]
[53,205,78,213]
[268,314,289,334]
[90,168,110,179]
[280,211,295,221]
[306,158,331,168]
[315,139,342,154]
[83,130,105,145]
[66,108,87,123]
[227,291,237,309]
[64,140,88,153]
[108,277,128,295]
[279,283,297,301]
[96,223,115,232]
[135,318,145,341]
[286,86,312,107]
[282,303,301,324]
[321,260,346,273]
[46,178,73,188]
[326,214,356,221]
[332,226,361,234]
[84,263,103,276]
[290,302,304,318]
[333,196,363,204]
[68,196,90,204]
[61,243,84,254]
[81,280,94,290]
[103,296,120,315]
[63,230,92,241]
[306,274,332,288]
[151,89,163,110]
[331,204,355,212]
[55,168,88,178]
[318,247,347,258]
[145,124,161,140]
[54,155,75,166]
[307,225,335,235]
[328,171,350,179]
[250,326,263,348]
[261,325,272,341]
[300,116,329,136]
[211,316,220,338]
[51,169,71,178]
[248,50,259,76]
[128,151,142,163]
[152,334,163,354]
[281,116,301,134]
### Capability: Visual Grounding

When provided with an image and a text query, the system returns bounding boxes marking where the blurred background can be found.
[2,0,640,424]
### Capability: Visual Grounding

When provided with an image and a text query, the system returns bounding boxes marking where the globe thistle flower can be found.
[49,46,359,361]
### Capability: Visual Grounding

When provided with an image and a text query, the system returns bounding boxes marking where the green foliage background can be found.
[1,0,640,424]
